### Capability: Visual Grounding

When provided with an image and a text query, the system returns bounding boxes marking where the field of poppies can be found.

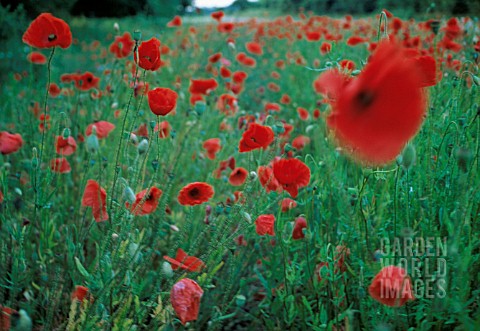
[0,7,479,331]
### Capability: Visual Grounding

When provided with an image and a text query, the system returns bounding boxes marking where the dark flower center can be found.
[189,187,200,198]
[355,90,375,110]
[48,34,57,42]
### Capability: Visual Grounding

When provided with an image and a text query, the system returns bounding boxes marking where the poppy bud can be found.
[149,121,156,129]
[113,22,119,32]
[31,147,39,169]
[284,143,295,152]
[400,144,416,170]
[194,101,206,115]
[170,224,179,232]
[162,261,173,277]
[228,41,236,51]
[130,133,138,145]
[10,309,32,331]
[86,134,99,153]
[137,139,149,154]
[472,75,480,87]
[249,171,257,180]
[242,211,252,223]
[14,188,22,196]
[112,233,119,240]
[123,186,136,204]
[264,115,274,126]
[235,294,246,307]
[133,29,141,42]
[62,128,71,139]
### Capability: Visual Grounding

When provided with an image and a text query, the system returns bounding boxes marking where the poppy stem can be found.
[376,11,389,43]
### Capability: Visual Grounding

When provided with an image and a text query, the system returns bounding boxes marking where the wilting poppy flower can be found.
[203,138,221,160]
[280,198,297,212]
[55,136,77,155]
[272,158,310,198]
[148,87,178,116]
[85,121,115,139]
[1,306,16,330]
[292,216,307,240]
[22,13,72,49]
[167,15,182,27]
[126,187,162,215]
[134,37,161,71]
[0,132,23,155]
[171,278,203,325]
[258,165,282,193]
[229,167,248,186]
[189,78,218,95]
[178,182,214,206]
[27,51,47,64]
[82,179,108,222]
[239,123,274,153]
[50,157,71,173]
[72,285,89,302]
[255,214,275,236]
[109,32,134,58]
[368,266,415,307]
[164,248,205,272]
[320,41,426,165]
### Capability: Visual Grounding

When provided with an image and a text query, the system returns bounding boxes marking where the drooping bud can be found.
[133,29,142,42]
[62,128,71,139]
[400,144,416,170]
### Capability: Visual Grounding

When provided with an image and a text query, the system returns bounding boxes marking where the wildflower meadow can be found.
[0,2,479,330]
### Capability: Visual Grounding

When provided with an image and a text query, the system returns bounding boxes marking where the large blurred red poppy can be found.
[82,180,108,222]
[178,182,214,206]
[272,159,311,198]
[318,41,426,165]
[22,13,72,49]
[368,266,415,307]
[164,248,205,272]
[171,278,203,325]
[134,37,161,71]
[126,187,162,216]
[0,132,23,155]
[147,87,178,116]
[239,123,274,153]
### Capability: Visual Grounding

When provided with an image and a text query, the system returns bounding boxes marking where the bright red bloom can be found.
[126,187,162,216]
[217,94,237,115]
[257,165,282,193]
[297,107,310,121]
[134,37,161,71]
[74,72,100,91]
[238,123,274,153]
[292,216,307,240]
[171,278,203,325]
[272,158,311,198]
[347,36,368,46]
[255,214,275,236]
[109,32,134,58]
[0,132,23,155]
[189,78,218,95]
[50,157,71,173]
[22,13,72,49]
[368,266,415,307]
[178,182,214,206]
[208,52,222,63]
[218,22,234,33]
[246,41,263,55]
[164,248,205,272]
[49,83,61,97]
[167,15,182,27]
[203,138,221,160]
[85,121,115,139]
[81,179,108,222]
[72,285,89,302]
[56,136,77,155]
[320,41,426,165]
[320,42,332,54]
[232,71,247,84]
[229,167,248,186]
[27,51,47,64]
[148,87,178,116]
[211,11,225,22]
[280,198,297,212]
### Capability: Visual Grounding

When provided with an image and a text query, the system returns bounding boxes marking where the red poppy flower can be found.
[72,285,89,302]
[255,214,275,236]
[292,216,307,240]
[126,187,162,216]
[232,71,247,84]
[211,11,224,21]
[81,179,108,222]
[55,136,77,155]
[257,165,282,193]
[280,198,297,212]
[189,78,218,95]
[171,278,203,325]
[50,157,71,173]
[217,22,234,33]
[22,13,72,49]
[178,182,214,206]
[208,52,222,63]
[164,248,205,272]
[272,158,311,198]
[49,83,61,97]
[292,136,311,150]
[320,41,426,165]
[167,15,182,27]
[229,167,248,186]
[238,123,274,153]
[203,138,221,160]
[109,32,134,58]
[265,103,281,112]
[148,87,178,116]
[85,121,115,139]
[134,37,161,71]
[246,41,263,55]
[74,72,100,91]
[27,51,47,64]
[217,94,237,115]
[297,107,310,121]
[220,66,231,78]
[0,131,23,155]
[347,36,368,46]
[368,266,415,307]
[320,42,332,54]
[1,306,16,330]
